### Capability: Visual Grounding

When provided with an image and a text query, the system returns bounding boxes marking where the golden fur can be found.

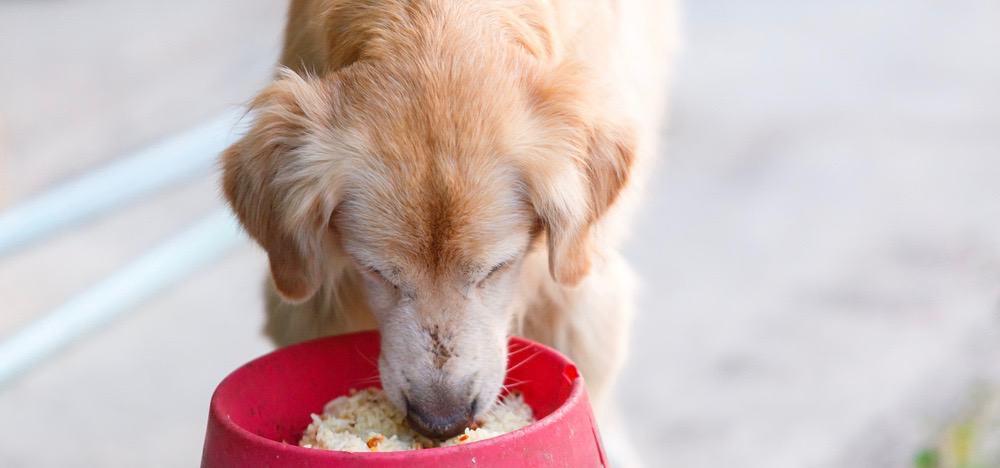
[222,0,676,459]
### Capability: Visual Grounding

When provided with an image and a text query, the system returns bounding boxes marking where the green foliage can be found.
[914,448,940,468]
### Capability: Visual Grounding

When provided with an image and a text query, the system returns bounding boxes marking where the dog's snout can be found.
[404,382,475,439]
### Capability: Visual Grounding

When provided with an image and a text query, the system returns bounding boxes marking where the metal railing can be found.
[0,110,248,386]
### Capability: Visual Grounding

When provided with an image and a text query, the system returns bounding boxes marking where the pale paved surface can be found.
[1,1,1000,467]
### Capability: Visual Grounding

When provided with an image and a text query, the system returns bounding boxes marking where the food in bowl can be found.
[299,388,534,452]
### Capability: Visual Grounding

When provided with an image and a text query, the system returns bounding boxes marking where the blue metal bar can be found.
[0,109,244,258]
[0,210,245,387]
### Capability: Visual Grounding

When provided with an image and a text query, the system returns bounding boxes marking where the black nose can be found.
[406,400,473,439]
[405,384,475,439]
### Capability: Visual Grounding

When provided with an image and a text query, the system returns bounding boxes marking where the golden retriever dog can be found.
[222,0,676,463]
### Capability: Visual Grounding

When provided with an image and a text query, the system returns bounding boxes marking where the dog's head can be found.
[222,58,633,438]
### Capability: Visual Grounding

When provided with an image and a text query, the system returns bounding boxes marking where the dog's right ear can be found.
[222,68,341,303]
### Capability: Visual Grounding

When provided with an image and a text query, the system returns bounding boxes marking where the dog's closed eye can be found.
[477,261,511,287]
[366,266,398,290]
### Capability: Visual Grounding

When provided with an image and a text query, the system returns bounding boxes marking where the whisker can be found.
[507,343,533,358]
[505,350,542,375]
[350,372,383,387]
[355,345,380,368]
[503,378,530,390]
[482,390,528,420]
[488,394,510,408]
[507,341,528,352]
[482,399,508,419]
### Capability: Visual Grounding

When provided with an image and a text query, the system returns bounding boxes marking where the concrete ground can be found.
[1,1,999,467]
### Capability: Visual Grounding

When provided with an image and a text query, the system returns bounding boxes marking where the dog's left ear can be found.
[521,62,637,286]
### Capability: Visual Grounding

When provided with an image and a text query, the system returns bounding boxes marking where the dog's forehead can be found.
[340,156,532,270]
[332,62,536,269]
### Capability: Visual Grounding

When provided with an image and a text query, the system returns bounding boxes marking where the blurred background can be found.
[1,1,999,467]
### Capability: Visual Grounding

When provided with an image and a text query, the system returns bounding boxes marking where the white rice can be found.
[299,388,534,452]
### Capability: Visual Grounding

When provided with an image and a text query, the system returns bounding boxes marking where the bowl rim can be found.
[208,330,587,459]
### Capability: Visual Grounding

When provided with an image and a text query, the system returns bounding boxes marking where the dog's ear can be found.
[222,68,341,303]
[522,62,637,286]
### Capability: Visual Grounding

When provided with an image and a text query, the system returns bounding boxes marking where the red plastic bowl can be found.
[201,330,606,467]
